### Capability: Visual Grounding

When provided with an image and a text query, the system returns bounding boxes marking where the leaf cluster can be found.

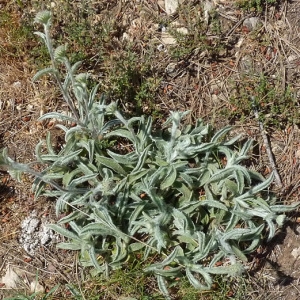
[1,11,298,299]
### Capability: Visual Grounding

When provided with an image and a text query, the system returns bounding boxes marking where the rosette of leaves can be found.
[0,11,298,299]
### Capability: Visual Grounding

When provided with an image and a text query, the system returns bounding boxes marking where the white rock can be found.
[1,266,21,289]
[165,0,178,15]
[30,280,45,293]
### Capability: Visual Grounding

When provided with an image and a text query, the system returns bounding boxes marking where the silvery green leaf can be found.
[34,10,51,25]
[128,242,145,252]
[199,200,228,211]
[55,193,74,215]
[276,214,286,227]
[42,172,64,180]
[145,246,182,272]
[174,182,193,203]
[69,221,82,235]
[38,112,77,123]
[186,268,210,290]
[266,218,276,240]
[222,133,242,146]
[183,142,215,157]
[231,243,248,262]
[225,179,238,195]
[107,150,137,165]
[211,126,231,143]
[235,165,251,185]
[47,224,81,241]
[190,122,209,135]
[71,60,83,74]
[44,131,56,155]
[189,264,213,286]
[96,154,126,176]
[100,119,122,134]
[54,45,67,61]
[81,222,119,237]
[239,139,253,157]
[91,208,129,241]
[141,182,166,212]
[70,191,92,205]
[62,61,83,90]
[106,102,118,114]
[179,172,194,188]
[207,167,234,184]
[196,232,208,252]
[160,165,177,190]
[37,154,59,162]
[76,139,94,163]
[209,251,224,268]
[33,31,47,43]
[222,224,264,241]
[127,169,149,185]
[172,208,194,231]
[7,169,23,182]
[32,67,57,81]
[179,201,202,215]
[154,225,167,251]
[129,204,146,230]
[55,124,69,133]
[270,202,300,213]
[32,177,46,198]
[75,72,88,84]
[198,169,211,186]
[111,238,128,263]
[236,173,274,200]
[156,275,171,300]
[42,190,63,197]
[56,242,82,250]
[53,149,82,166]
[154,266,182,277]
[225,213,240,231]
[132,144,151,172]
[89,246,103,272]
[234,169,245,194]
[248,197,272,212]
[105,128,135,142]
[243,236,260,253]
[248,169,265,181]
[206,263,244,276]
[215,145,233,163]
[58,211,81,224]
[78,159,98,174]
[191,236,211,262]
[69,174,98,187]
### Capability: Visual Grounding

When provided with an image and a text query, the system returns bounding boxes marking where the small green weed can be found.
[104,46,161,114]
[168,4,226,60]
[236,0,279,12]
[222,75,300,129]
[0,11,36,58]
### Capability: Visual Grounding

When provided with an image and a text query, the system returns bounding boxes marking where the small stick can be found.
[250,97,283,188]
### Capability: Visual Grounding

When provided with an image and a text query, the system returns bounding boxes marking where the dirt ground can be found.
[1,0,300,299]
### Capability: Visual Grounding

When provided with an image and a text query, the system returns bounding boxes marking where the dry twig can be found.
[251,97,283,188]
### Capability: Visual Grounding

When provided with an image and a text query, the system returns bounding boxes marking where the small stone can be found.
[243,17,261,31]
[165,0,178,15]
[291,247,300,259]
